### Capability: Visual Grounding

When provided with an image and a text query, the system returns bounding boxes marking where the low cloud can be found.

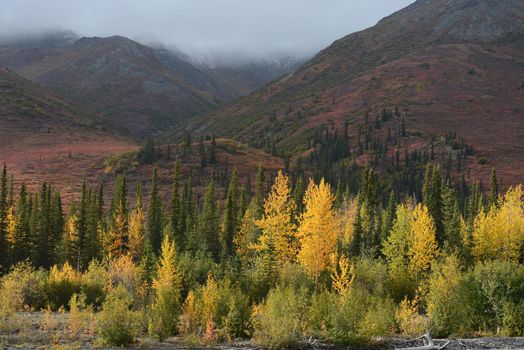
[0,0,416,59]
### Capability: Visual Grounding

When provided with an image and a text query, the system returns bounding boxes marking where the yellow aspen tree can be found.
[340,198,358,252]
[149,234,181,340]
[408,204,438,276]
[495,185,524,260]
[6,206,16,246]
[471,208,496,260]
[255,170,298,264]
[331,256,354,295]
[297,179,341,278]
[128,203,145,261]
[472,185,524,261]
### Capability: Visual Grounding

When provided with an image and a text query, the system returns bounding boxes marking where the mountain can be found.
[196,0,524,184]
[0,34,301,137]
[0,66,136,198]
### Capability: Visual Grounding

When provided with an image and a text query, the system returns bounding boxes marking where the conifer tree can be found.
[50,189,64,264]
[36,183,52,268]
[234,199,262,268]
[29,193,41,266]
[209,134,217,164]
[380,190,397,243]
[254,164,265,208]
[199,136,207,168]
[13,183,30,264]
[105,176,129,258]
[220,169,239,259]
[197,181,219,259]
[148,167,164,255]
[293,175,306,215]
[170,160,183,250]
[357,168,380,254]
[422,164,444,246]
[489,167,499,208]
[0,165,8,271]
[129,185,145,261]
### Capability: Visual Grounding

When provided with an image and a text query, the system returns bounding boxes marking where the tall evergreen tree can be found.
[170,160,183,250]
[197,180,219,259]
[209,134,217,164]
[422,164,444,247]
[50,189,64,265]
[199,136,207,168]
[36,183,52,268]
[489,167,499,208]
[220,169,239,259]
[148,167,164,254]
[254,164,265,208]
[0,165,8,272]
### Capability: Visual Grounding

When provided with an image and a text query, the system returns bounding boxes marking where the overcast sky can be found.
[0,0,416,60]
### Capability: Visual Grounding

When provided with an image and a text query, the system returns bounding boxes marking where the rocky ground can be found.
[1,312,524,350]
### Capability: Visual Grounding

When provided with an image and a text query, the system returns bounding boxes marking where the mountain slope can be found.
[0,67,136,197]
[0,34,301,137]
[197,0,524,184]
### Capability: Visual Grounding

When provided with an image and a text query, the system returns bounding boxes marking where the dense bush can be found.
[253,285,310,348]
[328,287,395,344]
[427,256,481,337]
[81,260,108,308]
[0,263,47,312]
[46,262,82,310]
[97,285,141,346]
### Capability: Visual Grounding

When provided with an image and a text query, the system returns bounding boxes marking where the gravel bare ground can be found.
[1,313,524,350]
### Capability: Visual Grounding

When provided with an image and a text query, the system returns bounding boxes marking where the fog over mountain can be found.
[0,0,416,62]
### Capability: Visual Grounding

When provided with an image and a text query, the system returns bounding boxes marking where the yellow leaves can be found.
[297,179,341,278]
[409,204,439,275]
[153,235,179,292]
[6,206,16,246]
[472,185,524,262]
[128,206,144,261]
[331,256,354,295]
[49,261,80,285]
[255,171,298,264]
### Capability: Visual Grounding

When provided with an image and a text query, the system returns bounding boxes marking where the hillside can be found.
[0,34,300,137]
[0,67,136,200]
[196,0,524,184]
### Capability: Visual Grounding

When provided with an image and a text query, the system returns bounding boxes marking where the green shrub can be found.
[97,285,141,346]
[358,297,396,340]
[501,301,524,336]
[221,285,251,340]
[46,262,82,310]
[277,262,314,292]
[473,260,524,330]
[253,285,310,348]
[81,260,108,309]
[67,293,94,339]
[427,256,481,337]
[308,291,338,338]
[0,262,47,311]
